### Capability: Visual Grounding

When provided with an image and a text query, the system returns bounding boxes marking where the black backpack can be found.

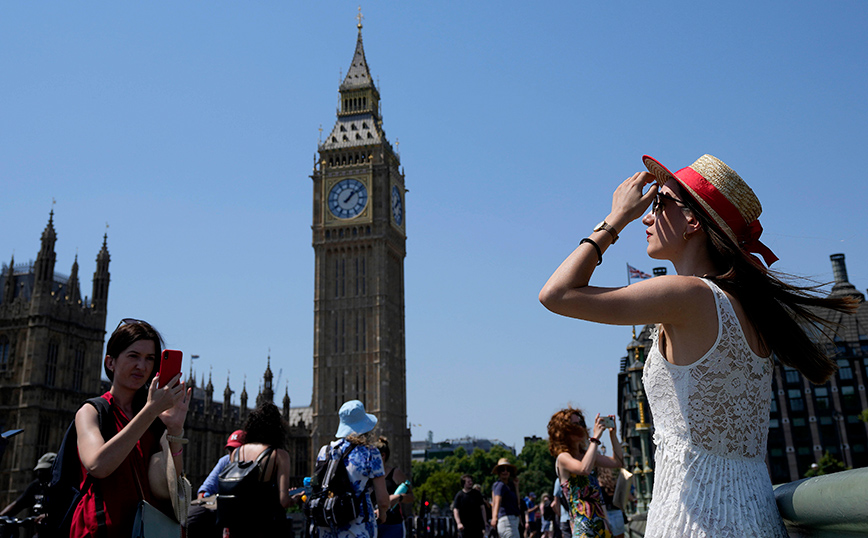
[304,442,365,529]
[43,396,115,538]
[216,446,276,528]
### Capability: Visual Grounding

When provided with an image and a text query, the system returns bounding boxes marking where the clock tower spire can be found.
[309,15,409,472]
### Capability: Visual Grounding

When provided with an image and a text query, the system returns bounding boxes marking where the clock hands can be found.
[341,185,362,205]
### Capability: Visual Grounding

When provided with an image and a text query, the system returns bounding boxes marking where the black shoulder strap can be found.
[84,396,114,538]
[321,442,355,489]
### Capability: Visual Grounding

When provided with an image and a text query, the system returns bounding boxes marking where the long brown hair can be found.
[547,407,586,456]
[679,189,855,384]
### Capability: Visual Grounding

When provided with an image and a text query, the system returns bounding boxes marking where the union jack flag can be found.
[627,264,652,281]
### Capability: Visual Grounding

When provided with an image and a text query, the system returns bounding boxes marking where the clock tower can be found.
[309,17,410,471]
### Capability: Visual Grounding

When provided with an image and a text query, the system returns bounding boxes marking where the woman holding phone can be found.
[71,319,190,538]
[547,408,622,538]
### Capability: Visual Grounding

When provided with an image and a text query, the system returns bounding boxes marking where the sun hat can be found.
[335,400,378,438]
[34,452,56,471]
[226,430,245,449]
[492,457,517,474]
[643,154,778,267]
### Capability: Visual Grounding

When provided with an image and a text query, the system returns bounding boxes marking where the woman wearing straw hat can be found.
[314,400,389,538]
[540,155,853,538]
[490,458,521,538]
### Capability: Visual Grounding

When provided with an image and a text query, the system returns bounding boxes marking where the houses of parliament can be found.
[0,19,410,505]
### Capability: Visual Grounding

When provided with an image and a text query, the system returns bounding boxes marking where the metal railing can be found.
[774,467,868,537]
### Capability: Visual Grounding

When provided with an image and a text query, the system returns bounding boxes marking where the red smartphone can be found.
[158,349,183,388]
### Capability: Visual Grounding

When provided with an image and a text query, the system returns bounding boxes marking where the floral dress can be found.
[560,469,612,538]
[316,439,385,538]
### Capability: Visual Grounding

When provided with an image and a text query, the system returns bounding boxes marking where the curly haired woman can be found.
[547,408,623,538]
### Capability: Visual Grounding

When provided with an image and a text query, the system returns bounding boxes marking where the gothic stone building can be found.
[0,213,312,504]
[309,20,412,472]
[0,212,110,506]
[183,360,312,490]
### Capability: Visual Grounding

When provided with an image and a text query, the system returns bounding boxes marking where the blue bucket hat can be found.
[335,400,378,438]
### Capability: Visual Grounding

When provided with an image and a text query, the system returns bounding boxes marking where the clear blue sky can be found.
[2,2,866,451]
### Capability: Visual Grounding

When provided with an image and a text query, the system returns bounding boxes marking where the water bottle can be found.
[303,476,312,502]
[393,480,411,495]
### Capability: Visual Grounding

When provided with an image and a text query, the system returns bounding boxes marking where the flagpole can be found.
[626,263,636,337]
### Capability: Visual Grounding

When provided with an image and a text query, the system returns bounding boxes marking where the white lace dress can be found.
[642,278,788,538]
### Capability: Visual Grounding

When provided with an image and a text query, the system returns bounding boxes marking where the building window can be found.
[0,336,9,371]
[797,447,811,455]
[770,399,778,413]
[841,385,857,408]
[770,448,783,457]
[769,418,780,428]
[819,416,833,425]
[837,359,853,380]
[72,345,86,391]
[46,341,59,387]
[792,417,806,427]
[36,419,51,456]
[814,387,830,410]
[785,367,800,384]
[788,389,804,412]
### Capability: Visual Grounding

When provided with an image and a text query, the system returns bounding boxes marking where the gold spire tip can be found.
[356,6,364,29]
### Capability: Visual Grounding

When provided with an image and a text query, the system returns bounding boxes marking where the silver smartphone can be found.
[600,416,615,429]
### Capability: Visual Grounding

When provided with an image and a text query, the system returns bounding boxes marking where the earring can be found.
[683,231,689,241]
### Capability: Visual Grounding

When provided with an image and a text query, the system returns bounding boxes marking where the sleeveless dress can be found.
[559,468,611,538]
[642,278,788,538]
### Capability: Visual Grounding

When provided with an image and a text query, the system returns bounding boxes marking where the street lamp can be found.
[625,336,653,514]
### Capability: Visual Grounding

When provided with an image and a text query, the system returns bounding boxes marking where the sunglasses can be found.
[652,191,689,214]
[115,318,147,331]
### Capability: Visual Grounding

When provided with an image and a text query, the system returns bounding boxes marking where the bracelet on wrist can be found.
[589,437,601,445]
[167,434,189,444]
[171,447,184,456]
[579,238,603,266]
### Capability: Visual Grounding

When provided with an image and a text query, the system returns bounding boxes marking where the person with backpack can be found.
[217,402,294,538]
[70,319,191,538]
[312,400,389,538]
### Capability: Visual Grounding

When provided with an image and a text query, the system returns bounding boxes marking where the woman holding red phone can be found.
[71,319,191,538]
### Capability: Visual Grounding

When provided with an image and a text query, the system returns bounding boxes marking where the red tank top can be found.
[69,392,169,538]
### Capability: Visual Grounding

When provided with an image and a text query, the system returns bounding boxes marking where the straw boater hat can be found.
[492,457,517,474]
[642,154,778,267]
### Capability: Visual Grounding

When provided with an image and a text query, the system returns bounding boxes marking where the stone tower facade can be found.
[0,212,110,505]
[309,20,411,472]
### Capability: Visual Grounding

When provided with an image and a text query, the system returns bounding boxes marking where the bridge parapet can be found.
[774,468,868,537]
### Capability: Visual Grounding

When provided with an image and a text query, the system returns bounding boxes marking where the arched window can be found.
[0,336,9,371]
[46,341,59,387]
[72,344,86,391]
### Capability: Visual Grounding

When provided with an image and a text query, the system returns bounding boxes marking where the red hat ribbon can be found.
[674,166,778,267]
[742,220,779,267]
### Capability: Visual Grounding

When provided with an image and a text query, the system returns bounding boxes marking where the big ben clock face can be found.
[328,178,368,219]
[391,185,403,226]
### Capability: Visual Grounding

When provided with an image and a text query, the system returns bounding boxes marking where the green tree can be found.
[804,451,849,478]
[414,469,463,511]
[516,439,556,499]
[859,408,868,423]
